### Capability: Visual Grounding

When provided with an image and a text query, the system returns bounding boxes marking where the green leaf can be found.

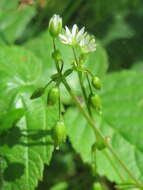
[131,61,143,72]
[0,0,18,10]
[98,71,143,183]
[102,14,135,45]
[64,108,95,163]
[0,1,36,43]
[0,108,25,132]
[65,71,143,184]
[49,181,68,190]
[0,46,57,190]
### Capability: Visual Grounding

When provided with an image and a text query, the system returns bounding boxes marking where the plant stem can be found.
[86,73,93,94]
[53,39,61,73]
[58,85,61,120]
[44,80,52,89]
[61,77,143,189]
[72,47,92,116]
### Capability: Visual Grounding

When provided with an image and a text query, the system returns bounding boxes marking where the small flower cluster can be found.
[49,14,96,54]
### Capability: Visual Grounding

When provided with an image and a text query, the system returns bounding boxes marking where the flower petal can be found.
[72,24,78,38]
[65,26,71,36]
[76,27,85,40]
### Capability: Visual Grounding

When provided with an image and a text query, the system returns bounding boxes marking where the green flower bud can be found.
[92,76,102,90]
[89,94,102,113]
[47,87,59,105]
[52,120,66,148]
[49,14,62,38]
[52,50,62,62]
[30,88,45,99]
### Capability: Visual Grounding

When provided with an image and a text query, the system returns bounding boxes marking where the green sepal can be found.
[50,73,61,82]
[52,120,67,148]
[47,87,59,106]
[64,68,73,77]
[30,87,45,99]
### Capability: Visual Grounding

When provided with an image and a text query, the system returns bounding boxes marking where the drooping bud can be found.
[52,120,67,148]
[49,14,62,38]
[30,88,45,99]
[92,76,102,90]
[47,87,59,105]
[89,94,102,113]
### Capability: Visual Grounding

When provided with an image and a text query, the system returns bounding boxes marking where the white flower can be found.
[79,33,96,53]
[49,14,62,38]
[59,24,85,46]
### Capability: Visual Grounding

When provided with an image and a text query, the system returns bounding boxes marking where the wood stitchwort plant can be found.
[0,8,143,189]
[30,14,143,189]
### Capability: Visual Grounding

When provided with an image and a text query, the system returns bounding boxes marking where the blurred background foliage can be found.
[1,0,143,70]
[0,0,143,189]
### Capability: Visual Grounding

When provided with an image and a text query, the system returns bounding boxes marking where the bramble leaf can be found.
[0,46,58,190]
[0,0,36,44]
[65,71,143,184]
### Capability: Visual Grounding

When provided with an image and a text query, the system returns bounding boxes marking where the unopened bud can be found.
[47,87,59,105]
[92,76,102,90]
[89,94,102,113]
[52,120,67,148]
[49,14,62,38]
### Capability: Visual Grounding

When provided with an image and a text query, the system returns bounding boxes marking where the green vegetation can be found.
[0,0,143,190]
